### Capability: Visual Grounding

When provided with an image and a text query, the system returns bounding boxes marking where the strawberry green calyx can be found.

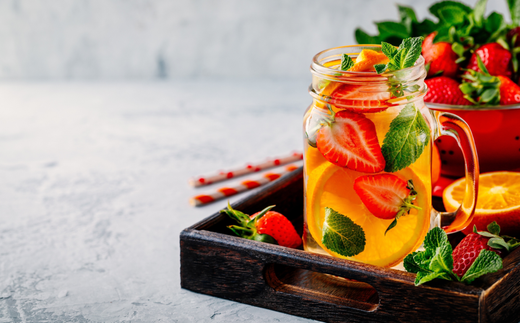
[460,55,501,105]
[474,221,520,252]
[385,180,422,234]
[222,203,278,245]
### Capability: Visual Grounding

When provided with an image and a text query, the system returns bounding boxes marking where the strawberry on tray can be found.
[355,0,520,106]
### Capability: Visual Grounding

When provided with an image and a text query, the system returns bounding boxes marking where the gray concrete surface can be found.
[0,80,324,322]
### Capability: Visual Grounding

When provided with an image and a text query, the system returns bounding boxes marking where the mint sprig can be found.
[355,5,435,46]
[404,227,503,286]
[375,36,423,74]
[321,207,366,257]
[340,54,355,71]
[381,103,431,172]
[356,1,508,55]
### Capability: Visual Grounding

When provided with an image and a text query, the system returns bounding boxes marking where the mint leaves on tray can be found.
[404,226,504,286]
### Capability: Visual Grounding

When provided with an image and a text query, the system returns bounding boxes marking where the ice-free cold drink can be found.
[303,44,479,267]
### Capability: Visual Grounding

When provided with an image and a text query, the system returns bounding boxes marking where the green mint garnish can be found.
[340,54,355,71]
[404,226,508,286]
[461,249,502,284]
[381,103,430,172]
[375,36,423,74]
[321,207,366,257]
[404,228,460,285]
[508,0,520,26]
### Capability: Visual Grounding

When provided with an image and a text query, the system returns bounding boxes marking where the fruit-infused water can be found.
[303,44,435,268]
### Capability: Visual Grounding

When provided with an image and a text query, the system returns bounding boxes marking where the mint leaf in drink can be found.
[461,250,502,284]
[381,103,430,172]
[340,54,354,71]
[375,36,423,74]
[321,207,365,257]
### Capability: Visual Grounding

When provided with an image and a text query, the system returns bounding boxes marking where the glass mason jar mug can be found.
[303,45,479,268]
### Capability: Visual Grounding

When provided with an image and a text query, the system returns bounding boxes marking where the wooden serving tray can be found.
[180,167,520,323]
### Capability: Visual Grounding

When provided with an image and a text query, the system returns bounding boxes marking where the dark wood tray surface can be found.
[180,167,520,323]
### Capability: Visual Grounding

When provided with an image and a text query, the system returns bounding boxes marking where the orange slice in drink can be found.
[443,171,520,236]
[306,162,430,267]
[349,49,390,72]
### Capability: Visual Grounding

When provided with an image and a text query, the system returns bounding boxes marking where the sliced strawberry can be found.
[329,83,391,113]
[424,76,472,105]
[421,32,460,78]
[316,109,385,173]
[353,174,420,232]
[465,43,513,78]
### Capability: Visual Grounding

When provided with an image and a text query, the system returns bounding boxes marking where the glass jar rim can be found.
[310,44,425,78]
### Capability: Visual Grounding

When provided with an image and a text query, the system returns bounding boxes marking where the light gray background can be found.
[0,0,508,80]
[0,1,511,322]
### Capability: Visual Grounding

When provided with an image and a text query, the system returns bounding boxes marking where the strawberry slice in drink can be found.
[329,83,392,113]
[315,107,385,173]
[353,173,421,233]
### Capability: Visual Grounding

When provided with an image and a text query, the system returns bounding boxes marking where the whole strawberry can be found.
[421,32,460,78]
[424,76,472,105]
[497,76,520,105]
[461,56,520,105]
[222,204,302,248]
[465,43,513,78]
[452,222,519,278]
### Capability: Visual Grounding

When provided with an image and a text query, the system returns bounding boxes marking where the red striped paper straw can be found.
[188,151,303,187]
[189,165,299,206]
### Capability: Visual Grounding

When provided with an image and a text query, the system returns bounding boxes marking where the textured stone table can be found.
[0,80,324,322]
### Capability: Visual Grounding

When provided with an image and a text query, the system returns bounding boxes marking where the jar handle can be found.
[433,111,479,233]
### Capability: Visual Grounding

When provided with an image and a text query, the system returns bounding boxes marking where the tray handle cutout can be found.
[265,263,379,312]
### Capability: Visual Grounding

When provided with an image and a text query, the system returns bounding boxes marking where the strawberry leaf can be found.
[381,103,431,172]
[253,233,278,244]
[321,207,366,257]
[487,221,501,235]
[461,249,502,284]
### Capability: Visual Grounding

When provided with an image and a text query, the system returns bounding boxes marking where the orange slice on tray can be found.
[443,171,520,236]
[306,162,430,267]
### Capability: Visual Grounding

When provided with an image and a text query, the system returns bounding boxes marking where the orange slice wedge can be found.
[443,171,520,236]
[349,49,390,72]
[306,162,430,267]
